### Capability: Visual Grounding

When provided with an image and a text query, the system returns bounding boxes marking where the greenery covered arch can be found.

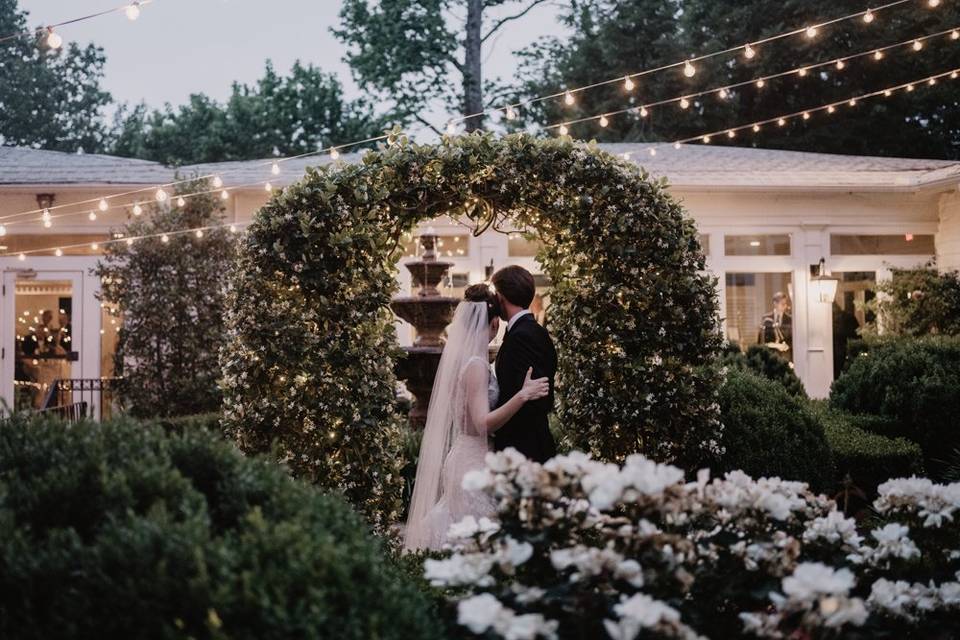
[221,133,722,527]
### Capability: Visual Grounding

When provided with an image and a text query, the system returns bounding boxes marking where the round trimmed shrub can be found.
[717,368,834,491]
[720,343,806,398]
[830,336,960,477]
[221,132,723,527]
[0,415,443,640]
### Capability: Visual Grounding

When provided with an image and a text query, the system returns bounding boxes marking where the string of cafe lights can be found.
[8,63,959,261]
[446,0,943,131]
[0,0,948,228]
[0,1,153,47]
[1,220,250,260]
[548,24,960,136]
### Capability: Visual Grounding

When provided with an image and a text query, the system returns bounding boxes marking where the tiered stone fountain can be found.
[390,234,459,429]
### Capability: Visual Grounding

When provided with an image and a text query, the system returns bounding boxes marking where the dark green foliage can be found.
[0,415,443,640]
[812,401,924,500]
[514,0,960,158]
[720,343,806,397]
[222,133,722,530]
[717,368,833,491]
[830,336,960,478]
[0,0,112,152]
[95,180,236,418]
[157,413,224,436]
[864,265,960,337]
[111,61,389,165]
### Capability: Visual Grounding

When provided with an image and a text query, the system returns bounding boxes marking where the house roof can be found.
[2,142,958,192]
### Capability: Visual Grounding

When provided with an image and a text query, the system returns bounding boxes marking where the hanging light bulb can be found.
[126,238,134,246]
[45,28,62,49]
[563,91,575,105]
[929,0,941,7]
[132,202,143,216]
[882,89,892,97]
[446,121,456,135]
[683,61,696,78]
[718,88,729,99]
[176,196,186,207]
[98,198,109,212]
[18,253,26,261]
[623,76,635,91]
[160,234,169,243]
[928,77,937,86]
[229,224,237,233]
[125,2,141,21]
[702,135,711,143]
[863,9,875,23]
[43,219,52,229]
[330,147,340,160]
[727,130,736,138]
[952,71,959,79]
[42,208,51,223]
[805,25,818,39]
[835,59,845,70]
[873,50,884,61]
[906,83,915,91]
[848,98,858,106]
[220,189,230,200]
[0,224,6,236]
[752,124,761,132]
[599,114,609,127]
[212,175,223,188]
[802,111,811,120]
[778,117,787,126]
[828,104,837,113]
[54,248,63,257]
[264,182,273,193]
[195,229,204,238]
[558,123,569,136]
[155,187,167,202]
[744,43,756,59]
[952,30,960,40]
[912,40,923,51]
[505,105,517,120]
[673,141,682,149]
[90,242,99,250]
[649,148,657,156]
[271,160,280,175]
[679,97,690,109]
[639,106,649,118]
[797,67,808,77]
[755,78,765,89]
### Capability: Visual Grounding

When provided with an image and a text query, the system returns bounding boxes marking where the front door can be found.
[1,266,85,413]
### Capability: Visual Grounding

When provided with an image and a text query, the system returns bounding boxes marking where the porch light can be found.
[811,257,840,304]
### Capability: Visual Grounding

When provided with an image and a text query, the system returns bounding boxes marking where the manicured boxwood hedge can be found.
[811,402,924,499]
[0,415,444,640]
[716,368,833,491]
[830,336,960,477]
[720,343,807,398]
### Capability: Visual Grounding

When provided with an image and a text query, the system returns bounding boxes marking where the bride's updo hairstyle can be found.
[463,283,501,323]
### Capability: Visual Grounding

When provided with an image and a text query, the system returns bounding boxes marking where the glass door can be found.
[2,268,83,414]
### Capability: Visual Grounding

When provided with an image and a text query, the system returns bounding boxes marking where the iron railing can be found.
[40,377,120,421]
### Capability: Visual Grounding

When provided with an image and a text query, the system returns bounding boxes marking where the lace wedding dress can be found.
[418,356,499,550]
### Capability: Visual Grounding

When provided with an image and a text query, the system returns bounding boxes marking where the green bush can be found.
[862,264,960,337]
[717,368,833,492]
[157,412,223,436]
[829,336,960,477]
[0,415,443,640]
[811,402,924,501]
[720,343,806,397]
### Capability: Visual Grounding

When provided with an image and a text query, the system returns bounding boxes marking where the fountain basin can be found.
[391,296,459,347]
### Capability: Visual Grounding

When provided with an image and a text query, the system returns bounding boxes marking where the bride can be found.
[403,283,550,551]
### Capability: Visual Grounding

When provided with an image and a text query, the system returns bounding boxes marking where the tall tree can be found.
[111,61,390,165]
[334,0,552,133]
[514,0,960,158]
[0,0,112,152]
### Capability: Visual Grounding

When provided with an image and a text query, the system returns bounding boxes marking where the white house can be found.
[1,143,958,411]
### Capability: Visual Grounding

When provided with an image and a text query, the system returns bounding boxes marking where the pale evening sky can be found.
[18,0,566,133]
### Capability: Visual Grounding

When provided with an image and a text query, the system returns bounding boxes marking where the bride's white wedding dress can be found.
[419,356,499,549]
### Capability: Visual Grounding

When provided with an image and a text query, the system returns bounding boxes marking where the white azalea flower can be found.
[457,593,504,634]
[782,563,855,600]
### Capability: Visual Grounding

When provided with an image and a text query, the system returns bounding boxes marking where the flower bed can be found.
[426,449,960,639]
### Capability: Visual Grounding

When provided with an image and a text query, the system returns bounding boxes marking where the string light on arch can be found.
[271,161,280,176]
[155,187,168,202]
[683,61,696,78]
[744,43,757,59]
[805,25,819,39]
[98,198,109,212]
[623,76,635,91]
[176,196,186,207]
[913,39,924,51]
[45,27,62,49]
[88,211,97,221]
[599,114,609,127]
[863,9,875,23]
[220,189,230,201]
[563,91,575,105]
[125,2,141,20]
[212,175,223,188]
[330,147,340,160]
[132,203,143,216]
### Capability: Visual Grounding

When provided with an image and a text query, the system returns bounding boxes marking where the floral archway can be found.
[220,132,722,527]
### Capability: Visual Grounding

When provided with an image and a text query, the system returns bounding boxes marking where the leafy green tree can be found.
[95,179,236,418]
[0,0,112,152]
[111,61,390,165]
[863,264,960,336]
[334,0,552,132]
[515,0,960,158]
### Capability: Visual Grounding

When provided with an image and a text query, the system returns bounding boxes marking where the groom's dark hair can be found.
[491,265,536,309]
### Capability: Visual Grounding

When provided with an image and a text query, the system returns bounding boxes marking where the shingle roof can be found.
[2,142,958,191]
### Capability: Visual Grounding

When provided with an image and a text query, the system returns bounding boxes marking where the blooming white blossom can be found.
[782,563,855,601]
[803,510,863,547]
[424,553,494,587]
[458,593,504,634]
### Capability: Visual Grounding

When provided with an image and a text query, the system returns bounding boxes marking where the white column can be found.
[798,226,833,399]
[937,191,960,272]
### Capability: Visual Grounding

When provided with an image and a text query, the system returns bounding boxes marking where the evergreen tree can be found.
[514,0,960,158]
[0,0,112,152]
[110,61,390,165]
[95,180,236,418]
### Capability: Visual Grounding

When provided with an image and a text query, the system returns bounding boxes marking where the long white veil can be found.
[403,300,491,551]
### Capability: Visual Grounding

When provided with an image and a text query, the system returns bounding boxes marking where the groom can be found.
[491,265,557,463]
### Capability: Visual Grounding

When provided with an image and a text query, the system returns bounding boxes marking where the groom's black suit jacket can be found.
[494,313,557,463]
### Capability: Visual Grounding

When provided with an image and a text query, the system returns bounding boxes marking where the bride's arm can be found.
[464,360,549,435]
